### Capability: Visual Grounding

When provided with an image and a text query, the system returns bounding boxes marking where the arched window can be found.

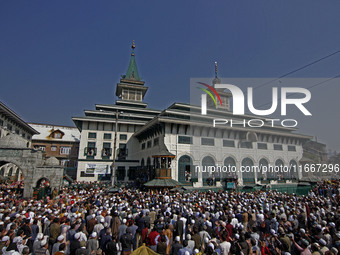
[223,157,236,179]
[275,159,285,180]
[258,158,269,180]
[178,155,193,183]
[241,158,255,183]
[202,156,215,185]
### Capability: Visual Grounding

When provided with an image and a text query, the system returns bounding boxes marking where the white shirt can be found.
[220,241,231,255]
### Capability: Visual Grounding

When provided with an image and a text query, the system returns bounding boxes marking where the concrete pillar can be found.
[23,182,33,199]
[124,168,128,182]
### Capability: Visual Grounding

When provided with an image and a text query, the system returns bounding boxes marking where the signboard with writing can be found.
[85,164,108,174]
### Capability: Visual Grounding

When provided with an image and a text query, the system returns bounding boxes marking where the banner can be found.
[227,182,235,189]
[85,164,109,174]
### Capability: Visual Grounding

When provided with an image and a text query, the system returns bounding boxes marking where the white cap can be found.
[41,238,47,246]
[74,233,81,240]
[319,239,327,246]
[175,236,180,242]
[13,236,23,244]
[57,235,64,241]
[1,236,9,242]
[91,232,97,238]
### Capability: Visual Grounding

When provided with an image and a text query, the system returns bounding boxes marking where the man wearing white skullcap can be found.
[319,239,329,255]
[87,233,98,255]
[52,236,64,255]
[171,236,182,255]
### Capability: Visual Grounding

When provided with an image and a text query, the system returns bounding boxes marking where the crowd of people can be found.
[0,181,339,255]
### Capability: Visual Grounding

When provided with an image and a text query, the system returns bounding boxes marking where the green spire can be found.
[125,40,141,80]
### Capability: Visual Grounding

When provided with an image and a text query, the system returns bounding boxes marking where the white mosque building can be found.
[73,43,312,188]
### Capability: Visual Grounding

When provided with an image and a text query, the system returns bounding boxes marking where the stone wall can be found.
[0,134,64,198]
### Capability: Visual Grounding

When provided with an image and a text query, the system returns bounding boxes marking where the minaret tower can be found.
[115,41,148,102]
[207,61,232,111]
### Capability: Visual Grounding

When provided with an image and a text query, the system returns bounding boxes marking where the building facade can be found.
[73,43,312,186]
[73,43,161,182]
[0,101,39,181]
[29,123,80,178]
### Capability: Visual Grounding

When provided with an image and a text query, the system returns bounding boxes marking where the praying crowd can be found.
[0,181,339,255]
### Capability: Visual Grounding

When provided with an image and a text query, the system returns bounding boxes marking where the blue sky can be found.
[1,1,340,150]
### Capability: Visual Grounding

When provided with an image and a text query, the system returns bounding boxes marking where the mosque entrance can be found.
[178,155,193,184]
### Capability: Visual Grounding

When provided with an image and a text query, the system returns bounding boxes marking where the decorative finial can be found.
[214,61,218,78]
[131,40,135,56]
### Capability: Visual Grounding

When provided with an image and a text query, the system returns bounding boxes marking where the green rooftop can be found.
[123,41,141,81]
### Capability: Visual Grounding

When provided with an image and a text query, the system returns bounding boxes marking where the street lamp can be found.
[111,110,123,186]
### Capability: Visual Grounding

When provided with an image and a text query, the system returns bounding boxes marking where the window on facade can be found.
[15,129,19,135]
[7,124,12,131]
[60,159,69,166]
[51,146,57,151]
[136,91,142,101]
[53,132,62,139]
[80,171,95,177]
[222,97,229,109]
[274,144,283,151]
[22,133,26,138]
[201,138,214,146]
[122,89,128,100]
[178,136,193,144]
[34,145,46,151]
[147,141,152,148]
[102,142,112,158]
[85,142,96,157]
[154,137,159,146]
[0,120,3,126]
[257,143,268,150]
[88,132,96,139]
[120,134,127,140]
[129,91,135,100]
[223,140,235,147]
[118,143,127,160]
[103,133,112,140]
[240,141,253,149]
[141,143,145,150]
[60,147,71,155]
[288,145,296,151]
